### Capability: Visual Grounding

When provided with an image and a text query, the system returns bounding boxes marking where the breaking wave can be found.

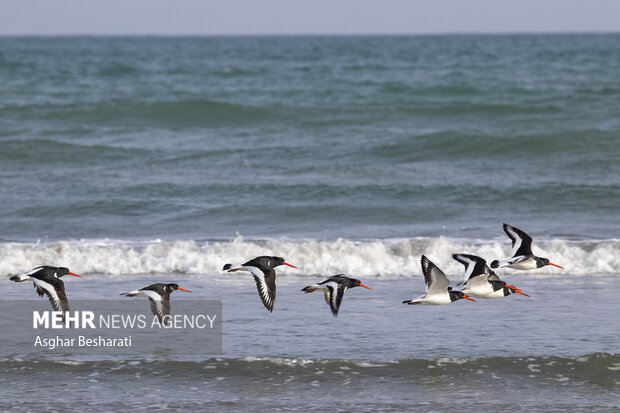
[0,236,618,277]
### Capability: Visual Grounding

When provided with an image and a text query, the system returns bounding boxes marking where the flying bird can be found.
[403,255,476,305]
[121,283,191,324]
[452,253,529,299]
[223,256,296,312]
[301,274,372,316]
[9,266,83,322]
[490,223,563,270]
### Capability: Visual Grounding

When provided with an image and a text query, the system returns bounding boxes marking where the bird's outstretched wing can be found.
[452,254,491,282]
[504,223,533,257]
[324,282,347,316]
[252,274,276,312]
[244,266,276,312]
[34,283,45,297]
[421,255,450,295]
[32,278,70,322]
[148,296,171,324]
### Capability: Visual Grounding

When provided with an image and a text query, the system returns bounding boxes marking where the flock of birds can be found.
[8,224,562,321]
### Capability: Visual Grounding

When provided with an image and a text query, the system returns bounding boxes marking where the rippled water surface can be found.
[1,34,619,411]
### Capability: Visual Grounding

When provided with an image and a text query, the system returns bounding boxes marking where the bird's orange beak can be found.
[462,295,476,302]
[283,262,297,269]
[506,284,530,297]
[177,287,192,293]
[68,272,83,278]
[359,283,373,290]
[548,262,563,269]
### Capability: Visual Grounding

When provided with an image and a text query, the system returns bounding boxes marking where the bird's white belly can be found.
[421,294,452,305]
[507,258,537,270]
[486,289,507,298]
[463,283,494,298]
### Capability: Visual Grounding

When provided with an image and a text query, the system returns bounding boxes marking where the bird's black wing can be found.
[421,255,450,294]
[34,278,70,322]
[33,282,45,297]
[140,283,165,292]
[252,270,276,312]
[318,274,345,285]
[331,283,347,316]
[504,223,533,257]
[452,254,490,281]
[148,294,171,324]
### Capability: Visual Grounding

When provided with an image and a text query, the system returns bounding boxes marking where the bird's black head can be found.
[271,257,285,267]
[503,283,529,297]
[266,256,297,269]
[167,283,191,293]
[350,278,373,290]
[536,257,563,269]
[451,290,476,302]
[55,267,82,278]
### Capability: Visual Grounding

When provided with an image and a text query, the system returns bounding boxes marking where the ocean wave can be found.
[5,98,277,128]
[370,129,619,162]
[0,236,617,277]
[0,353,617,385]
[0,138,149,163]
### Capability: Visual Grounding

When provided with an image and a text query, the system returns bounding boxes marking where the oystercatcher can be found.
[491,223,563,270]
[9,266,83,322]
[121,283,191,323]
[403,255,476,305]
[222,256,296,312]
[452,253,529,298]
[301,274,372,316]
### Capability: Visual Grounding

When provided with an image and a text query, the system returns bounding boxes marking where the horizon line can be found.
[1,30,619,37]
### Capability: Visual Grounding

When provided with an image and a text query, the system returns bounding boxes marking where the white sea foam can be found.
[241,356,316,367]
[0,236,617,278]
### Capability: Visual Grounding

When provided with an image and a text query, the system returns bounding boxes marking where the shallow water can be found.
[2,276,619,411]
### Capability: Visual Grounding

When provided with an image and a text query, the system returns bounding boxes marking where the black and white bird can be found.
[403,255,476,305]
[222,256,297,312]
[490,223,563,270]
[9,266,83,321]
[301,274,372,317]
[452,253,529,299]
[121,283,191,323]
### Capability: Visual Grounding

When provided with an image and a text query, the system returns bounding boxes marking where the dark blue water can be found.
[1,35,619,241]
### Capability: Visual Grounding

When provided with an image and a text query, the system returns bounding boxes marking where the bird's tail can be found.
[402,300,421,305]
[222,263,232,271]
[490,260,500,269]
[301,286,317,293]
[9,274,30,282]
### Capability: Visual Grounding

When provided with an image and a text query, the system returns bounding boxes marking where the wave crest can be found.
[0,236,617,277]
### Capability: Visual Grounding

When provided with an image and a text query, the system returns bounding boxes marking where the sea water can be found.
[1,35,618,411]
